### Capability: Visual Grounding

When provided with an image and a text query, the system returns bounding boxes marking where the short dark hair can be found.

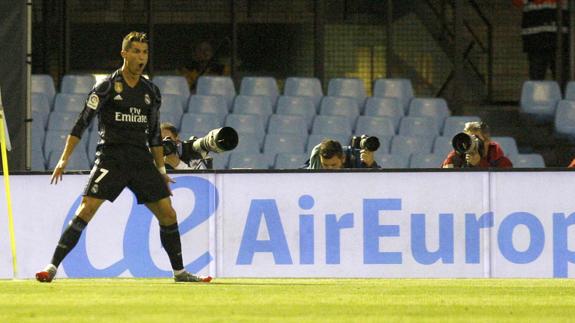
[160,122,178,137]
[319,139,343,159]
[122,31,148,50]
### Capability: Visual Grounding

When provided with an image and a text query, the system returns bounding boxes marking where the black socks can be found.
[51,217,88,267]
[160,223,184,271]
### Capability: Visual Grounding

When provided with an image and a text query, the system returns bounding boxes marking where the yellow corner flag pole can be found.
[0,109,18,278]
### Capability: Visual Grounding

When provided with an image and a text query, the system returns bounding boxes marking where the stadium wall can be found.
[1,171,575,279]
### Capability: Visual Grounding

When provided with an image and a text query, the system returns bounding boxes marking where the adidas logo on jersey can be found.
[114,94,123,101]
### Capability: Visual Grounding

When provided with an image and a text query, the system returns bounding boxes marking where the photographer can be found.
[160,122,208,170]
[442,121,513,168]
[306,137,380,169]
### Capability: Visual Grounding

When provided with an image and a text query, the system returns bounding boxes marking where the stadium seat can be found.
[32,74,57,104]
[409,153,444,168]
[186,95,228,124]
[61,74,96,94]
[159,111,182,129]
[275,96,316,131]
[274,153,308,169]
[32,110,48,133]
[377,154,410,169]
[319,96,360,130]
[390,135,434,158]
[442,116,482,137]
[232,95,274,123]
[306,133,351,153]
[31,125,45,155]
[239,77,279,105]
[491,136,519,156]
[508,153,545,168]
[283,77,323,111]
[87,129,100,158]
[53,93,86,113]
[565,81,575,100]
[210,153,230,169]
[398,116,439,137]
[44,130,88,161]
[354,116,395,138]
[47,111,79,131]
[267,114,308,135]
[520,80,561,120]
[152,76,190,107]
[32,93,52,114]
[432,136,453,158]
[364,97,403,132]
[196,76,236,111]
[408,98,450,133]
[31,151,46,171]
[327,78,367,109]
[311,115,352,136]
[229,133,262,153]
[228,152,269,169]
[180,113,222,137]
[372,135,393,154]
[554,100,575,139]
[225,113,266,146]
[263,133,307,166]
[161,94,185,116]
[47,149,90,170]
[373,78,414,113]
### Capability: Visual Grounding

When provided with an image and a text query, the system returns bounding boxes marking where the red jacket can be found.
[442,142,513,168]
[568,159,575,168]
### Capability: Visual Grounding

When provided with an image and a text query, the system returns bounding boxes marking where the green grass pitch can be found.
[1,278,574,322]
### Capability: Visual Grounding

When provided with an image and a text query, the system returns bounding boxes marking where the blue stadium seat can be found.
[491,136,519,156]
[565,81,575,100]
[372,136,393,154]
[283,77,323,111]
[32,93,52,114]
[306,133,351,153]
[432,136,453,158]
[232,95,274,124]
[44,130,88,161]
[508,153,545,168]
[554,100,575,139]
[408,98,450,133]
[364,97,403,132]
[47,149,90,170]
[390,135,434,158]
[228,152,269,169]
[61,74,96,94]
[239,77,279,105]
[354,116,395,138]
[327,78,367,109]
[230,133,262,153]
[210,153,230,169]
[53,93,86,113]
[32,74,56,104]
[180,113,222,137]
[409,153,444,168]
[31,125,45,155]
[263,133,307,166]
[47,111,79,131]
[161,94,185,116]
[225,113,266,146]
[311,115,352,136]
[275,96,316,131]
[319,96,360,130]
[31,152,46,171]
[274,153,308,169]
[159,111,182,129]
[267,114,308,135]
[186,95,228,124]
[152,76,190,107]
[398,116,438,137]
[87,129,100,158]
[442,116,482,137]
[197,76,236,111]
[373,78,414,113]
[377,154,410,169]
[520,80,561,120]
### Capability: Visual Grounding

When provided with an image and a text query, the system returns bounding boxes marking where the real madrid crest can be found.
[144,93,151,105]
[114,81,123,93]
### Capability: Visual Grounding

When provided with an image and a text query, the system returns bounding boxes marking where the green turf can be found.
[0,278,574,322]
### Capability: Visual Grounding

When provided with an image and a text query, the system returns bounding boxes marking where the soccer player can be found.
[35,32,212,283]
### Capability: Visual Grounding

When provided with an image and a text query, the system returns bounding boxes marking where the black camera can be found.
[163,126,239,162]
[350,135,380,152]
[452,132,484,156]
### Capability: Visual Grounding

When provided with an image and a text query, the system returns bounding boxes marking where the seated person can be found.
[160,122,208,170]
[442,121,513,168]
[306,139,380,169]
[179,41,229,92]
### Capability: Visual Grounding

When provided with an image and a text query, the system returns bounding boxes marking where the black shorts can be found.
[83,145,170,204]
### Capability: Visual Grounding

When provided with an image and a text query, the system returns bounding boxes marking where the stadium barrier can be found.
[1,170,575,279]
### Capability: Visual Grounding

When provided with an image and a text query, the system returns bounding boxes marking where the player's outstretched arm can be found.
[51,135,80,185]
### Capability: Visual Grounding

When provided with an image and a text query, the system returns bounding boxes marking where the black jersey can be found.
[70,70,162,150]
